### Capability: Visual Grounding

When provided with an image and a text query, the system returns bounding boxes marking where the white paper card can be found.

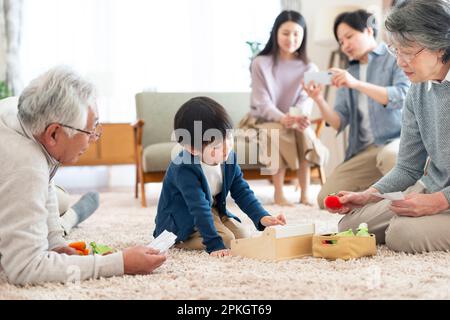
[304,71,333,85]
[148,230,177,252]
[373,192,405,201]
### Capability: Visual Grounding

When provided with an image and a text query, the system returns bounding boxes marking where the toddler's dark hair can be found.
[174,96,233,150]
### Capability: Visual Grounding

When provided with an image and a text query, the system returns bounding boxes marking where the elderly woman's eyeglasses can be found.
[59,123,102,141]
[387,45,426,63]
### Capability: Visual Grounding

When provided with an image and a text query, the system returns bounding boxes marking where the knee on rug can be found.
[337,214,360,233]
[317,188,329,209]
[385,219,418,254]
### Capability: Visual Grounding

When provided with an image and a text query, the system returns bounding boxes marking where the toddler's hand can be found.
[210,249,232,257]
[260,214,286,227]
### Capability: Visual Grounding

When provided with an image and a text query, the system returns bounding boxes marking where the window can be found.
[20,0,280,122]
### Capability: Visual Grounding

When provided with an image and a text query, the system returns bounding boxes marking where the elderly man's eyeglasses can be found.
[59,123,102,141]
[387,45,426,63]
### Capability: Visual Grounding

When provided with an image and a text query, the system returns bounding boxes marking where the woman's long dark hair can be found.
[257,10,309,64]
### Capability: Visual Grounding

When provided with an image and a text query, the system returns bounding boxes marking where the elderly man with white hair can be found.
[325,0,450,253]
[0,67,166,285]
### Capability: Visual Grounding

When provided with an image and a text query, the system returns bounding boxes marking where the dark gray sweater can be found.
[373,70,450,201]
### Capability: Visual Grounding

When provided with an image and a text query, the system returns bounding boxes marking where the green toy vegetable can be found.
[90,242,115,255]
[356,223,370,237]
[335,229,355,237]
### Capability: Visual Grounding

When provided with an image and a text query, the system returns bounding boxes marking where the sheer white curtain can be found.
[0,0,23,95]
[280,0,302,12]
[20,0,280,123]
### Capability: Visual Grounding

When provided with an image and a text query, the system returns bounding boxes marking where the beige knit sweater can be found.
[0,97,124,285]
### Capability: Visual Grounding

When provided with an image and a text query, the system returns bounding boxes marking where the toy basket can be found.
[312,233,377,260]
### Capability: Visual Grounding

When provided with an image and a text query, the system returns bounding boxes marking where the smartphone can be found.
[304,71,333,85]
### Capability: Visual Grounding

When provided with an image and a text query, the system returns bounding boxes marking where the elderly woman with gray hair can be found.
[0,67,166,285]
[324,0,450,253]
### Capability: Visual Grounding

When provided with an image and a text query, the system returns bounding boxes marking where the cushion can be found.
[142,140,265,173]
[142,142,183,172]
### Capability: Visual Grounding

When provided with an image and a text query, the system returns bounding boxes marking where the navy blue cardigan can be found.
[153,150,270,253]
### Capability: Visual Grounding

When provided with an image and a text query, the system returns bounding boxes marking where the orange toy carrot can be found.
[69,241,86,251]
[75,249,90,256]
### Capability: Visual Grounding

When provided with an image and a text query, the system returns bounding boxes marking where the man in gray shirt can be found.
[0,67,166,285]
[327,0,450,253]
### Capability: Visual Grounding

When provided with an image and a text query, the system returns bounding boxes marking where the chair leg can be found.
[319,166,326,185]
[137,158,147,207]
[140,181,147,208]
[135,167,139,199]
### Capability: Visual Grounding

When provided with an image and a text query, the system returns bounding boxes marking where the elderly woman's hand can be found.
[390,192,450,217]
[327,188,381,214]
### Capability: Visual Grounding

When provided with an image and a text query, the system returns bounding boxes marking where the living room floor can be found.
[1,181,450,300]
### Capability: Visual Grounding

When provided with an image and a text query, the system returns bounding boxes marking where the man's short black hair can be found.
[333,9,378,42]
[174,96,233,150]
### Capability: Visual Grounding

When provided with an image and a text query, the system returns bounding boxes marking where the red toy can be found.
[324,194,343,210]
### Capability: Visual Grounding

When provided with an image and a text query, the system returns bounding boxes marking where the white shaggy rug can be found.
[1,182,450,300]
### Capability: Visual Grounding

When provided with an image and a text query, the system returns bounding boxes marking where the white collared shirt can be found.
[358,63,374,146]
[200,162,223,197]
[427,67,450,91]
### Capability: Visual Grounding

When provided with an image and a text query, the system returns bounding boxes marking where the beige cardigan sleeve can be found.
[0,168,124,285]
[46,181,67,249]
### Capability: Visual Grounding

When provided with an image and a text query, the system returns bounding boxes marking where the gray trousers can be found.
[338,181,450,253]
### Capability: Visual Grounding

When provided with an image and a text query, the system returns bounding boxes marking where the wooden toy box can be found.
[231,224,315,261]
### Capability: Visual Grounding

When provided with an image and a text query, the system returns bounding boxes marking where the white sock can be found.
[60,209,79,235]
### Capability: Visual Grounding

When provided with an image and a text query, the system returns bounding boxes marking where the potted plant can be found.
[246,41,262,62]
[0,81,12,100]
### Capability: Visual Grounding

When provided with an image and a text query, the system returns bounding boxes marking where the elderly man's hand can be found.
[123,246,166,275]
[390,192,450,217]
[52,246,81,255]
